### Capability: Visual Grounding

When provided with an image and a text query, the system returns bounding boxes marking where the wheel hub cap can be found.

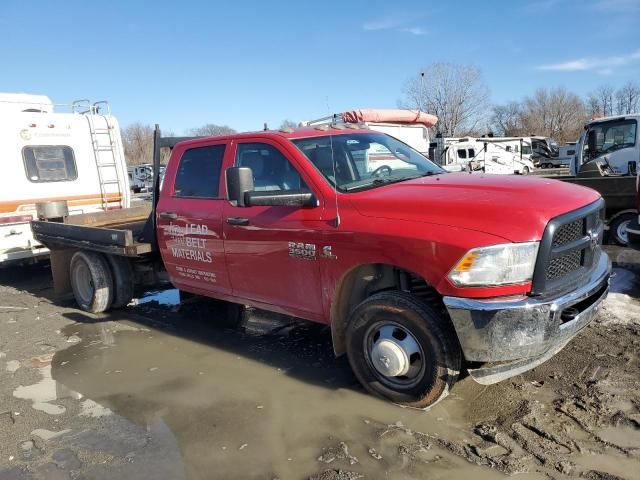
[370,339,410,377]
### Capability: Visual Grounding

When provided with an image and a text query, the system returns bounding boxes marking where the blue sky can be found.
[1,0,639,133]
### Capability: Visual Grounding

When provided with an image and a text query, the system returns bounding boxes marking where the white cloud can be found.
[362,14,426,35]
[535,49,640,72]
[402,27,426,36]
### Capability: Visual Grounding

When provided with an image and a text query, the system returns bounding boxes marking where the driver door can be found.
[222,139,325,320]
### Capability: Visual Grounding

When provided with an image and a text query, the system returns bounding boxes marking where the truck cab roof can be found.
[174,125,373,150]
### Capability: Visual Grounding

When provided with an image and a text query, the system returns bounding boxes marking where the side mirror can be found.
[245,190,317,208]
[629,161,637,177]
[587,130,597,159]
[226,167,254,207]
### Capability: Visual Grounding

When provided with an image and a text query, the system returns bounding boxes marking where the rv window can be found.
[506,146,512,152]
[174,144,225,198]
[457,149,467,159]
[468,148,475,158]
[22,146,77,182]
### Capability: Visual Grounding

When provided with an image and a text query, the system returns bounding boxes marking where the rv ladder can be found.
[86,112,124,211]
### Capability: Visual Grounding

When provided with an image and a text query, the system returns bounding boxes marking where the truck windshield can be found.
[588,119,637,158]
[292,132,444,192]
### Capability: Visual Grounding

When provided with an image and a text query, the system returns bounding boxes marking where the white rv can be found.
[128,164,153,193]
[0,93,130,264]
[440,138,534,174]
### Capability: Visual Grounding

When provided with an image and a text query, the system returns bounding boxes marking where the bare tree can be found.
[121,123,154,165]
[401,63,490,136]
[586,85,615,118]
[490,101,524,136]
[615,81,640,115]
[188,124,236,136]
[520,87,586,143]
[279,119,298,129]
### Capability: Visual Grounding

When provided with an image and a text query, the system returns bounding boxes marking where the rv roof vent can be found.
[345,123,359,129]
[315,124,330,131]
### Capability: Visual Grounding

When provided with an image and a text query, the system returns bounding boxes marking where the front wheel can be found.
[345,291,461,409]
[522,166,530,175]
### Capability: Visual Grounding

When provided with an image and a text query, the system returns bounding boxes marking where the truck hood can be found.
[350,173,601,242]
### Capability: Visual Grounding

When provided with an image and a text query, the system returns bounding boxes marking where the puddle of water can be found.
[135,288,180,306]
[50,318,497,480]
[609,267,639,295]
[598,425,640,449]
[574,451,640,479]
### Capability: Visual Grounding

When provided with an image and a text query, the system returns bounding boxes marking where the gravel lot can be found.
[0,246,638,480]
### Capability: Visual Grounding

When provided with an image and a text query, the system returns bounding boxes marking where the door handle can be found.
[159,212,177,220]
[226,217,250,226]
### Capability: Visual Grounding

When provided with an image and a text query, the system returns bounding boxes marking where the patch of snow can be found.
[31,428,72,441]
[79,399,112,418]
[600,292,640,326]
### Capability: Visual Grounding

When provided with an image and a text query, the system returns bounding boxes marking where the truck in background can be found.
[0,93,130,264]
[31,123,610,409]
[554,114,639,245]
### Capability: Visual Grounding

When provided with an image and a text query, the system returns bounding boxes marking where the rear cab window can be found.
[173,145,226,198]
[22,146,77,182]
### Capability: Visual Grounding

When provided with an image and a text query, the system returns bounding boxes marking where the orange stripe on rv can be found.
[0,193,122,214]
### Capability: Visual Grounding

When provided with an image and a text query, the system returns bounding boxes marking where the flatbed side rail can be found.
[31,221,153,256]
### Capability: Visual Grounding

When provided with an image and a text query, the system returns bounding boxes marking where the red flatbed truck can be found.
[32,124,611,408]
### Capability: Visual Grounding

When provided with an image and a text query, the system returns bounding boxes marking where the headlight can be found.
[448,242,539,287]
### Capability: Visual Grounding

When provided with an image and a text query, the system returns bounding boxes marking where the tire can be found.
[609,213,636,246]
[345,291,461,409]
[106,255,134,308]
[70,251,114,313]
[522,166,530,175]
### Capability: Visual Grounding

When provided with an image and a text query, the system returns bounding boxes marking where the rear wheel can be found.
[610,213,636,246]
[345,291,461,409]
[106,255,134,308]
[522,166,530,175]
[70,251,114,313]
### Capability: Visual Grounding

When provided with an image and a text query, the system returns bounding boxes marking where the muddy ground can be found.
[0,246,639,480]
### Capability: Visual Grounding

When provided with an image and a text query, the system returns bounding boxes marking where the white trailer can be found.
[128,164,153,193]
[0,93,130,264]
[302,109,436,160]
[441,137,534,174]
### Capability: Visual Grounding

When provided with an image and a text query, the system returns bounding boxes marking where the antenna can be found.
[418,72,425,113]
[325,97,340,227]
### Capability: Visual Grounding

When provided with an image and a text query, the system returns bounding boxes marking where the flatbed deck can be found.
[32,205,154,256]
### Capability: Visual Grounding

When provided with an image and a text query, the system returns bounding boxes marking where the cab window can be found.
[174,145,225,198]
[236,143,306,191]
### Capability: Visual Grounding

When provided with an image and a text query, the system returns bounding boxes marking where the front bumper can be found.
[628,217,640,251]
[443,252,611,384]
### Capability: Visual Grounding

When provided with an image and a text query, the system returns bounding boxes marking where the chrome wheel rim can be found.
[364,321,426,389]
[618,219,631,244]
[75,261,94,304]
